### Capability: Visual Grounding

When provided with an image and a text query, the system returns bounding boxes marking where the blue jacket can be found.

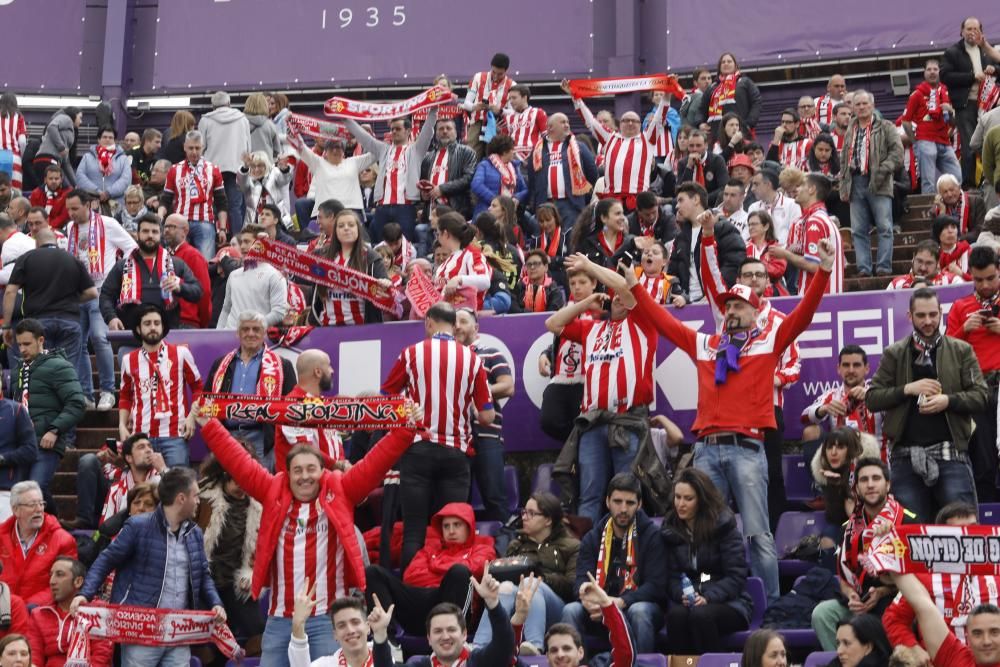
[471,158,528,216]
[81,505,222,610]
[575,510,667,607]
[524,138,598,212]
[0,399,36,490]
[76,145,133,206]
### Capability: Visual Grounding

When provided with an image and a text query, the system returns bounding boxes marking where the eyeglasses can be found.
[740,271,767,279]
[16,500,44,509]
[524,261,545,268]
[520,509,544,518]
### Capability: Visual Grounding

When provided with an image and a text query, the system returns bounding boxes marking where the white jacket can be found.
[237,165,293,228]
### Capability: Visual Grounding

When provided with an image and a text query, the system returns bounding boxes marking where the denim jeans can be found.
[694,440,780,604]
[474,581,564,648]
[577,424,640,524]
[849,173,894,275]
[187,219,217,261]
[470,437,509,522]
[294,197,315,230]
[223,171,245,236]
[75,453,110,528]
[30,449,60,496]
[150,436,189,468]
[888,448,978,523]
[915,140,962,194]
[262,613,338,667]
[562,600,660,657]
[77,299,115,395]
[121,644,190,667]
[38,317,82,371]
[415,223,431,258]
[369,204,417,244]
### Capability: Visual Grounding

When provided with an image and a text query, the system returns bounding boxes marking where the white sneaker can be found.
[97,392,115,411]
[83,397,96,410]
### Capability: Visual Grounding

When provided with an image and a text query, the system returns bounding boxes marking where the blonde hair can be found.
[778,167,806,192]
[249,150,273,171]
[124,185,144,202]
[244,92,270,116]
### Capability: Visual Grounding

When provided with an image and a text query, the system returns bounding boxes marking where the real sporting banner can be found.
[285,112,352,143]
[863,525,1000,576]
[197,393,414,429]
[324,85,458,120]
[567,74,686,99]
[404,266,441,319]
[246,237,403,316]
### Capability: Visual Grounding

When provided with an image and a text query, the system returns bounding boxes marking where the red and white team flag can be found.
[324,85,458,121]
[197,393,415,430]
[285,112,353,144]
[567,74,686,99]
[246,237,403,316]
[66,604,244,665]
[405,265,441,320]
[978,76,1000,114]
[863,524,1000,576]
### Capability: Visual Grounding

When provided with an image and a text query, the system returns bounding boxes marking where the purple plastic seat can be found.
[635,655,669,667]
[189,659,202,667]
[783,454,815,505]
[775,511,827,577]
[721,576,765,649]
[697,654,743,667]
[476,520,503,537]
[804,651,837,667]
[470,465,520,515]
[980,503,1000,526]
[781,628,821,648]
[530,463,560,496]
[226,660,258,667]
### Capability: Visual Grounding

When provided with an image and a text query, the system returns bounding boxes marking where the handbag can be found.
[487,555,537,583]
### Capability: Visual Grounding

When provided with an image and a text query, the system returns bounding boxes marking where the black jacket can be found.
[420,141,478,218]
[524,137,599,212]
[699,76,762,132]
[941,39,998,110]
[576,510,667,607]
[667,220,745,303]
[99,251,203,330]
[307,245,388,325]
[661,510,752,622]
[575,231,642,270]
[677,153,730,201]
[627,206,680,244]
[511,280,566,313]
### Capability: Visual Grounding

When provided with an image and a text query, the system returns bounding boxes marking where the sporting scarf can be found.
[779,138,810,169]
[862,524,1000,577]
[979,75,1000,113]
[66,603,244,666]
[0,583,9,630]
[915,81,945,113]
[912,332,942,367]
[334,647,374,667]
[531,136,591,196]
[143,345,173,416]
[285,112,353,144]
[940,240,971,273]
[96,146,115,176]
[714,327,759,384]
[708,72,741,122]
[197,393,414,429]
[847,120,873,174]
[179,159,210,204]
[566,74,685,99]
[841,495,906,591]
[67,210,107,279]
[799,118,823,140]
[489,154,517,197]
[119,248,176,309]
[538,226,562,258]
[246,237,403,317]
[405,265,441,320]
[595,518,637,593]
[945,191,971,235]
[17,354,37,411]
[287,281,307,315]
[521,276,551,313]
[469,70,513,124]
[211,347,285,396]
[431,647,470,667]
[267,325,314,348]
[44,187,61,212]
[324,85,457,121]
[428,147,450,201]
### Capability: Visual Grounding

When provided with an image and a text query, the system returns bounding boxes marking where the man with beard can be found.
[271,349,344,475]
[801,345,884,449]
[119,304,202,467]
[830,102,852,152]
[99,213,202,332]
[868,288,988,521]
[419,118,477,220]
[767,109,812,170]
[887,240,965,289]
[901,59,962,194]
[810,458,909,650]
[98,433,166,524]
[946,246,1000,502]
[677,131,729,203]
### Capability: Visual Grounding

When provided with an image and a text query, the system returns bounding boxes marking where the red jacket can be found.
[0,589,30,641]
[946,293,1000,373]
[200,418,416,598]
[28,186,72,229]
[172,241,212,327]
[0,515,77,605]
[28,604,112,667]
[403,502,495,587]
[901,81,953,145]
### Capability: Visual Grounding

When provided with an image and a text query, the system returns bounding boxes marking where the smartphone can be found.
[104,437,119,454]
[620,251,635,268]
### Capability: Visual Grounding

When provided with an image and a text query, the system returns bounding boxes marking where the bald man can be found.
[162,214,212,328]
[815,74,848,125]
[121,131,140,153]
[272,349,348,473]
[525,112,599,231]
[7,196,30,231]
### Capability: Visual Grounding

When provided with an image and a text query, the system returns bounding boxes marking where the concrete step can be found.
[845,275,894,292]
[845,260,912,278]
[845,244,918,264]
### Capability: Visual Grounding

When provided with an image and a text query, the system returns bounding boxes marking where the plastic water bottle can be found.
[160,270,176,301]
[943,109,952,124]
[680,573,697,606]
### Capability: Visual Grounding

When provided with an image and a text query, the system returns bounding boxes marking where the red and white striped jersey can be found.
[778,138,812,170]
[163,159,225,223]
[546,140,568,200]
[119,343,202,439]
[815,94,842,126]
[316,254,365,326]
[575,98,666,196]
[273,386,345,473]
[832,130,847,153]
[100,468,161,524]
[381,146,407,205]
[381,334,493,452]
[636,270,673,305]
[651,121,674,159]
[503,106,547,161]
[463,71,515,125]
[770,305,801,409]
[801,380,887,458]
[551,310,596,385]
[796,203,843,295]
[427,147,450,191]
[0,113,27,189]
[887,271,964,289]
[434,247,493,309]
[561,310,658,413]
[925,573,1000,644]
[269,498,345,618]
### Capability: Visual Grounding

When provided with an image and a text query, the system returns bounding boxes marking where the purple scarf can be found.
[714,328,758,384]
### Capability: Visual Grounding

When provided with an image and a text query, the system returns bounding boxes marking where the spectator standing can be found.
[525,113,598,232]
[244,93,281,160]
[28,165,71,229]
[159,112,195,166]
[744,211,788,295]
[747,168,801,246]
[216,224,288,329]
[7,196,30,233]
[433,213,494,310]
[901,59,963,194]
[462,53,516,158]
[419,117,478,221]
[0,396,36,516]
[801,346,883,449]
[716,180,749,240]
[294,138,373,222]
[700,52,762,144]
[677,131,730,203]
[161,214,212,329]
[115,185,148,235]
[118,304,203,468]
[33,108,80,187]
[76,127,133,213]
[680,67,713,128]
[501,84,547,162]
[0,214,35,288]
[199,91,252,232]
[627,191,677,243]
[769,173,845,294]
[815,74,849,126]
[64,189,137,409]
[24,210,66,251]
[143,159,171,210]
[128,128,163,185]
[867,288,987,521]
[238,151,293,231]
[71,467,225,667]
[767,109,812,171]
[308,211,387,326]
[0,94,27,191]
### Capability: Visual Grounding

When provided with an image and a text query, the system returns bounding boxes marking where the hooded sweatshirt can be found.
[403,502,496,588]
[246,114,281,159]
[198,106,251,173]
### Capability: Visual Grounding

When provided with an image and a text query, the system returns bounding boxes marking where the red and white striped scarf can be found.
[842,496,906,591]
[211,347,285,396]
[979,75,1000,114]
[946,191,971,235]
[431,647,470,667]
[779,138,811,170]
[180,159,210,204]
[863,525,1000,577]
[799,118,823,140]
[708,72,740,122]
[119,248,176,309]
[96,146,115,176]
[333,648,374,667]
[847,120,873,174]
[68,210,107,279]
[531,136,591,196]
[429,147,450,203]
[489,154,516,197]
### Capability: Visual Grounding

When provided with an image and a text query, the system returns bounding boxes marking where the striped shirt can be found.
[119,343,202,438]
[270,498,345,618]
[815,94,841,126]
[463,71,515,125]
[381,146,407,205]
[163,158,225,222]
[471,341,510,443]
[381,334,493,453]
[778,138,812,170]
[546,140,568,200]
[796,202,843,295]
[575,97,666,196]
[100,468,161,524]
[316,254,365,326]
[503,106,547,161]
[551,310,595,384]
[0,113,26,189]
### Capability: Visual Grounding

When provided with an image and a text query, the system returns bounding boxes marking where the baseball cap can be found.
[722,284,761,309]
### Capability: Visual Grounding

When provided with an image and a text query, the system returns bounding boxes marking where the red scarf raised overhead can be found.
[67,210,106,279]
[119,248,176,309]
[708,72,740,122]
[863,524,1000,577]
[521,277,551,313]
[211,347,285,396]
[197,393,413,429]
[96,146,115,177]
[489,154,517,197]
[531,136,591,196]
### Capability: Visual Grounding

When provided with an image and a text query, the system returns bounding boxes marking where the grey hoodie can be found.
[246,114,281,159]
[197,106,251,173]
[37,111,77,185]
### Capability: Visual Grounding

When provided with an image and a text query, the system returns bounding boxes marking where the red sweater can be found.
[200,418,416,598]
[28,186,71,229]
[28,604,113,667]
[902,81,953,145]
[403,502,495,587]
[629,265,829,438]
[172,241,212,327]
[946,293,1000,373]
[0,515,77,605]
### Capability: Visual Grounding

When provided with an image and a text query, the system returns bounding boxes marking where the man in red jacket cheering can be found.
[193,401,423,667]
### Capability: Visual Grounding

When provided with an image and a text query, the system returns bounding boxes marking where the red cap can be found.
[211,246,242,264]
[723,284,761,310]
[727,153,756,175]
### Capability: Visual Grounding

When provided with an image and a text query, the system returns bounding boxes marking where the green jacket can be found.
[11,350,86,456]
[839,116,903,198]
[504,530,580,602]
[983,124,1000,188]
[866,334,988,452]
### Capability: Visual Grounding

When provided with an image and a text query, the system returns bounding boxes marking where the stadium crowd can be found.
[2,13,1000,667]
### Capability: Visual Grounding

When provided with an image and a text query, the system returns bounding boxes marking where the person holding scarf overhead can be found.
[699,52,762,147]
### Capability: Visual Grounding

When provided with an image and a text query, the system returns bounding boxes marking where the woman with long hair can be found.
[159,110,196,164]
[474,209,522,285]
[808,133,841,176]
[662,467,751,655]
[0,93,27,190]
[699,52,762,147]
[741,629,788,667]
[310,209,389,325]
[472,492,580,653]
[0,635,30,667]
[266,92,291,137]
[434,212,493,309]
[715,112,749,162]
[746,210,789,296]
[571,199,641,269]
[829,615,892,667]
[489,193,536,249]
